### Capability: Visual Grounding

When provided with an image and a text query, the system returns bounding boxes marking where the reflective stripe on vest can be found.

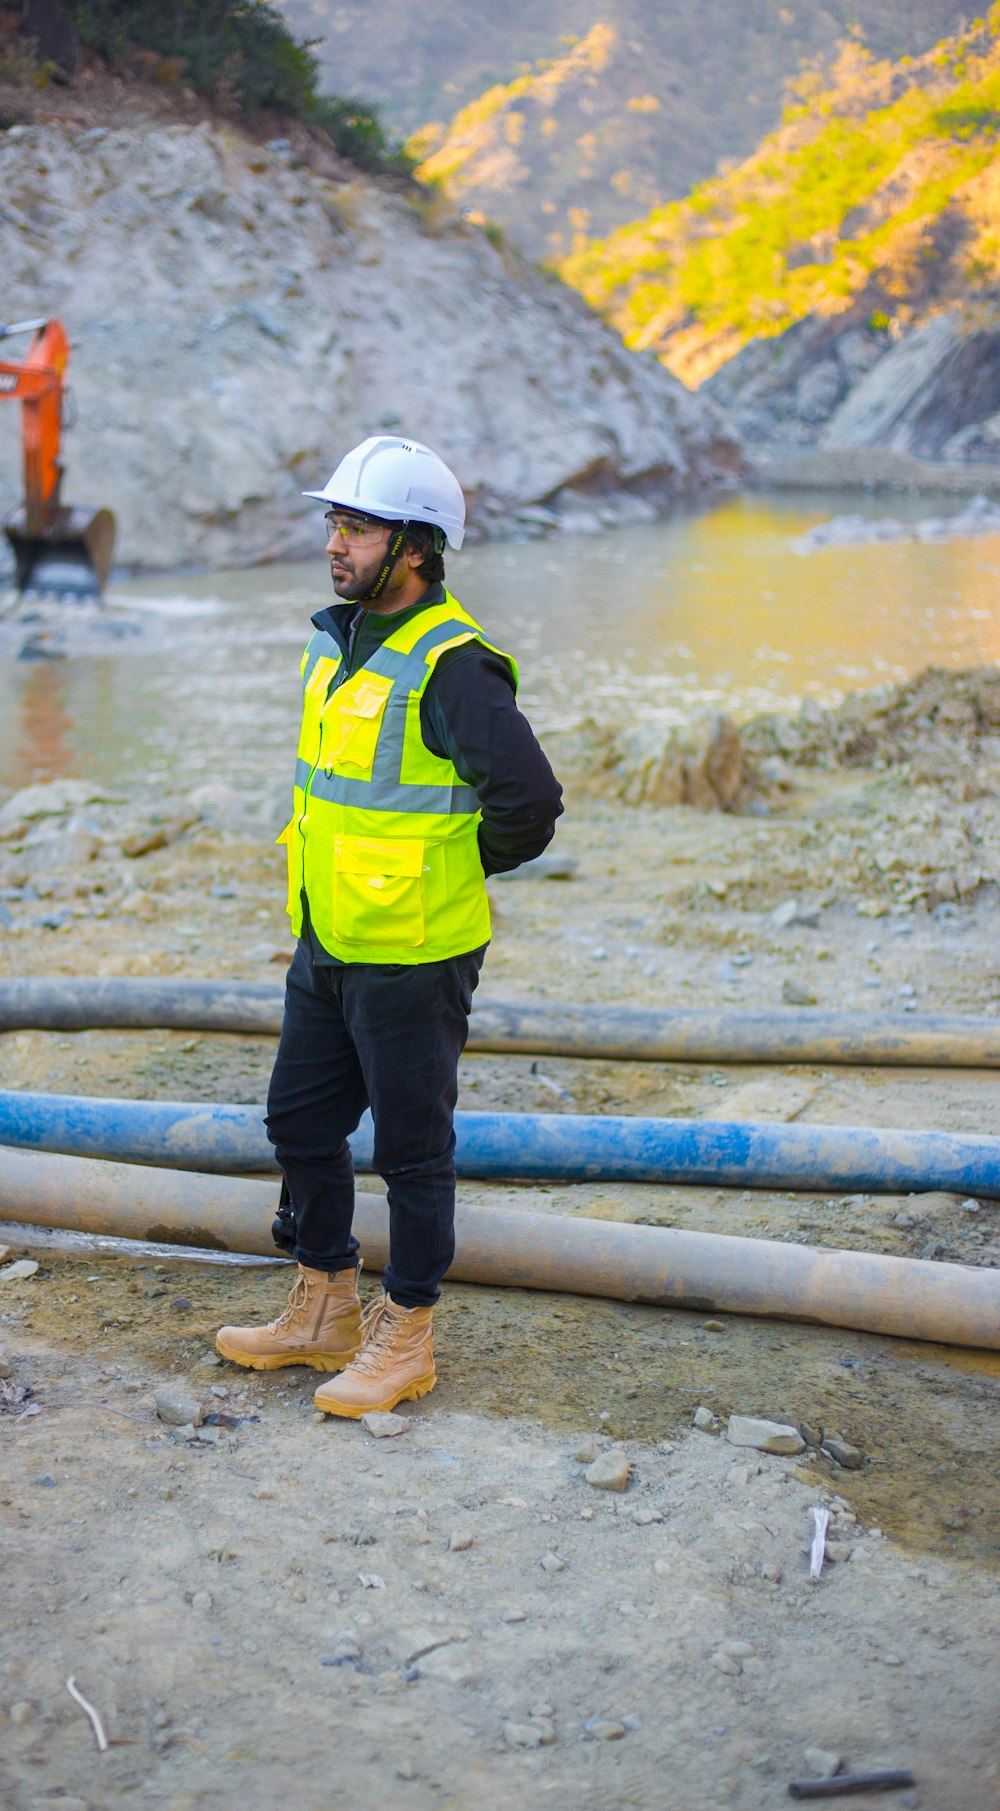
[283,593,516,964]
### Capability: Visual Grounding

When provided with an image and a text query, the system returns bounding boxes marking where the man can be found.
[216,435,562,1418]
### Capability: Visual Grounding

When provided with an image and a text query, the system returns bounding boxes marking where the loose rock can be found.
[727,1415,805,1455]
[504,1721,548,1748]
[822,1437,864,1469]
[0,1260,39,1283]
[154,1388,204,1428]
[585,1450,630,1492]
[803,1746,843,1778]
[693,1406,719,1432]
[362,1411,410,1439]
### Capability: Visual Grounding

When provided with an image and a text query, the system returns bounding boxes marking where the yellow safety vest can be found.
[280,591,517,964]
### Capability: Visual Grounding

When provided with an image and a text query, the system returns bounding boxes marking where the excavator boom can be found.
[1,316,115,600]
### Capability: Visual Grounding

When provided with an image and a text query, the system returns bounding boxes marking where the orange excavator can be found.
[1,316,115,600]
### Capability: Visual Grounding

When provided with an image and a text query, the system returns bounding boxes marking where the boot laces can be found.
[350,1296,406,1378]
[267,1270,311,1334]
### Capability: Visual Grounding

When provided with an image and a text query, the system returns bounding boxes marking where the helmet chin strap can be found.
[361,523,407,601]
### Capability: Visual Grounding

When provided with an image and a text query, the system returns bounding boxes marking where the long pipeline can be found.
[2,1146,997,1349]
[3,1091,999,1197]
[2,977,999,1067]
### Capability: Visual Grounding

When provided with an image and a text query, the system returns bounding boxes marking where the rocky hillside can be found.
[0,117,738,576]
[556,13,1000,468]
[280,0,968,260]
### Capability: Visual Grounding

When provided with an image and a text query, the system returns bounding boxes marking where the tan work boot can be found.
[216,1264,362,1372]
[314,1292,436,1418]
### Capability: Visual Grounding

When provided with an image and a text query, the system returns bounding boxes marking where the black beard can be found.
[331,567,369,601]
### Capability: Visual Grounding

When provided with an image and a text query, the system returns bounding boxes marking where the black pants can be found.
[264,938,485,1308]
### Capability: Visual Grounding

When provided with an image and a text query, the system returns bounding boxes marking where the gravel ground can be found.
[1,670,999,1809]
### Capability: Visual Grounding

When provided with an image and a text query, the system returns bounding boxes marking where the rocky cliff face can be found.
[704,306,1000,472]
[0,119,738,575]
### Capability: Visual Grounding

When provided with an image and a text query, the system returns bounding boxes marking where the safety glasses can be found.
[324,511,392,546]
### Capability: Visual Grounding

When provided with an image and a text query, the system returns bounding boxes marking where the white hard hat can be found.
[303,435,466,549]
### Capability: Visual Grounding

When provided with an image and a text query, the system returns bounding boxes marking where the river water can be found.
[2,489,999,795]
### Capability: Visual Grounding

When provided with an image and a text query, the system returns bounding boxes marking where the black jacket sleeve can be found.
[419,643,563,876]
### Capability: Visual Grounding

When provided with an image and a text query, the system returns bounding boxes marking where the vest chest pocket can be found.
[333,835,426,948]
[321,673,394,777]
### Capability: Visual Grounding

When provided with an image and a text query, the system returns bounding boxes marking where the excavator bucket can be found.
[4,502,116,601]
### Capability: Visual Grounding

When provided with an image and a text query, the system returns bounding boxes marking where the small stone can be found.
[585,1450,630,1492]
[172,1296,192,1313]
[194,1425,221,1445]
[880,1653,903,1667]
[502,1609,528,1624]
[782,978,817,1007]
[0,1358,11,1380]
[693,1406,719,1431]
[190,1591,213,1611]
[726,1415,805,1455]
[770,899,800,929]
[0,1259,39,1283]
[803,1747,842,1778]
[573,1440,599,1463]
[505,1721,546,1748]
[824,1540,854,1564]
[448,1531,474,1551]
[9,1700,36,1724]
[155,1389,204,1428]
[632,1507,663,1525]
[710,1649,742,1675]
[821,1437,863,1469]
[362,1411,410,1439]
[701,1319,726,1332]
[195,1352,225,1369]
[395,1761,417,1780]
[209,1385,229,1399]
[540,1552,566,1573]
[584,1718,625,1741]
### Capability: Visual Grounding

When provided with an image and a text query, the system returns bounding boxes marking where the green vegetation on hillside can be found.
[558,9,1000,386]
[64,0,411,171]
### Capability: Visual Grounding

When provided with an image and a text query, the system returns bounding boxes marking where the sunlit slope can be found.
[559,14,1000,387]
[278,0,968,258]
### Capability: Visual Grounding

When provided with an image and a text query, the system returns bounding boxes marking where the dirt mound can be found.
[743,666,1000,785]
[553,668,1000,819]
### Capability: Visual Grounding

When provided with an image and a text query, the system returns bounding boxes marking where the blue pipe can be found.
[1,1092,998,1197]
